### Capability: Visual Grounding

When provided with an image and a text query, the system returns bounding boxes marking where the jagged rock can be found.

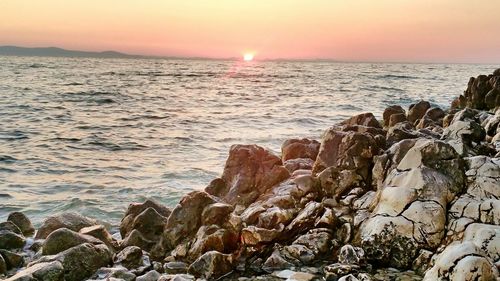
[411,249,433,275]
[383,105,405,127]
[442,119,485,155]
[338,275,359,281]
[214,144,290,207]
[358,139,465,268]
[7,212,35,237]
[121,229,156,250]
[80,225,118,251]
[272,270,316,281]
[385,122,419,145]
[312,128,380,178]
[32,243,112,281]
[340,113,382,129]
[201,202,234,226]
[388,113,407,127]
[423,241,499,280]
[283,244,316,264]
[137,270,161,281]
[186,225,238,262]
[241,225,283,246]
[317,166,365,199]
[262,248,295,272]
[407,100,430,124]
[324,263,360,280]
[281,139,320,161]
[162,191,218,250]
[0,249,24,269]
[93,267,136,281]
[42,228,103,255]
[187,251,233,279]
[114,246,144,269]
[5,261,64,281]
[283,158,315,173]
[36,212,97,239]
[338,245,365,265]
[0,230,25,250]
[463,74,494,110]
[284,202,323,236]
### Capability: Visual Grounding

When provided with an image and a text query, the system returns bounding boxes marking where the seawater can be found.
[0,56,496,227]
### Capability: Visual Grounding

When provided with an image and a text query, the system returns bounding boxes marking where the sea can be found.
[0,56,496,229]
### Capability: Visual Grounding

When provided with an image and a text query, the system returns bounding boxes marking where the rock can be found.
[158,274,195,281]
[358,139,465,268]
[338,245,365,265]
[463,74,494,110]
[35,212,97,239]
[33,243,112,281]
[121,229,156,250]
[164,261,188,274]
[93,267,136,281]
[187,251,233,279]
[7,212,35,236]
[137,270,161,281]
[411,249,433,275]
[214,144,290,207]
[388,113,407,127]
[42,227,103,255]
[485,88,500,109]
[423,107,445,122]
[385,122,419,145]
[79,225,118,251]
[317,166,365,199]
[284,202,323,236]
[0,249,24,269]
[241,225,283,246]
[442,119,485,155]
[120,199,171,248]
[273,270,316,281]
[423,241,499,280]
[186,225,238,262]
[324,263,360,280]
[5,261,64,281]
[0,230,25,250]
[0,222,22,235]
[262,248,295,272]
[281,139,320,161]
[407,100,430,124]
[201,202,234,226]
[312,128,380,178]
[340,113,382,129]
[383,105,405,127]
[338,275,359,281]
[283,158,315,173]
[114,246,144,269]
[161,191,218,250]
[0,254,6,275]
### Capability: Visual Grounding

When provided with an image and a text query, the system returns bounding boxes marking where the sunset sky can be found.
[1,0,499,63]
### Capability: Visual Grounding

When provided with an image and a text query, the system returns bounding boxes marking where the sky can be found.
[1,0,500,63]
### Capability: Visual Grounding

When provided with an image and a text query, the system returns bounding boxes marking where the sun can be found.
[243,53,254,61]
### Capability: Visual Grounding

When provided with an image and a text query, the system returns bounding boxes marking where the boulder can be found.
[186,225,238,262]
[407,100,430,124]
[0,249,24,269]
[7,212,35,237]
[5,261,64,281]
[79,225,118,251]
[338,245,365,265]
[187,251,233,279]
[388,113,407,127]
[0,222,22,235]
[423,107,445,122]
[463,74,493,110]
[281,139,320,161]
[0,254,5,275]
[42,228,103,255]
[212,144,290,207]
[340,113,382,129]
[136,270,161,281]
[114,246,144,269]
[382,105,405,127]
[385,122,419,145]
[121,229,156,250]
[35,212,97,239]
[0,230,25,250]
[93,267,136,281]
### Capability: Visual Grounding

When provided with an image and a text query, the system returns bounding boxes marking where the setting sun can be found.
[243,53,254,61]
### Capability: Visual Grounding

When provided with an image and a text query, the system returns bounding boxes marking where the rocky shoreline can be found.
[1,69,500,281]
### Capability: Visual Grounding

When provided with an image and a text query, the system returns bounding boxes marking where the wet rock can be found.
[114,246,144,269]
[340,113,382,129]
[5,261,64,281]
[0,249,24,269]
[216,144,290,207]
[383,105,405,127]
[0,222,22,235]
[36,212,97,239]
[7,212,35,237]
[312,128,380,178]
[281,139,320,161]
[137,270,161,281]
[407,100,430,124]
[33,243,112,281]
[338,245,364,265]
[423,241,499,280]
[42,227,103,255]
[0,230,25,250]
[80,225,118,251]
[187,251,233,279]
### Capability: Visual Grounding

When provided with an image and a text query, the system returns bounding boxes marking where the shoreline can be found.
[1,68,500,280]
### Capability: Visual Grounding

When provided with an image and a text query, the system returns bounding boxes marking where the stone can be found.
[7,212,35,236]
[262,248,295,272]
[317,167,365,199]
[324,263,360,280]
[0,249,24,269]
[283,158,315,173]
[0,222,22,235]
[407,100,430,124]
[186,225,238,262]
[187,251,233,279]
[463,74,494,110]
[93,267,136,281]
[241,225,283,246]
[0,230,25,250]
[114,246,144,269]
[217,144,291,207]
[33,243,112,281]
[338,245,364,265]
[388,113,407,127]
[79,225,118,251]
[281,139,320,161]
[385,122,420,145]
[383,105,405,127]
[0,254,6,275]
[423,107,445,121]
[42,227,103,255]
[338,275,359,281]
[284,202,323,236]
[201,202,234,226]
[164,261,188,274]
[158,274,195,281]
[35,212,97,239]
[340,112,382,129]
[137,270,161,281]
[5,261,64,281]
[121,229,156,250]
[411,249,433,275]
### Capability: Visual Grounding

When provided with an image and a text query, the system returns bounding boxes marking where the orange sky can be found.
[1,0,499,63]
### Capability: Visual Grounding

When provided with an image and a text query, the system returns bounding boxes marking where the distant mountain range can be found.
[0,46,143,59]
